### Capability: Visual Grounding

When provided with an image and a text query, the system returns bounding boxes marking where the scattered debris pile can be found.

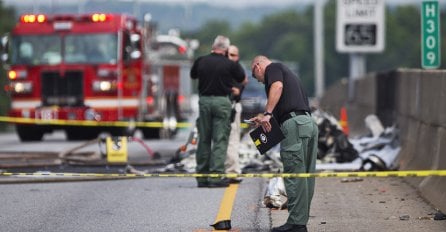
[315,111,400,171]
[154,133,283,174]
[157,110,402,210]
[313,109,358,164]
[354,115,400,171]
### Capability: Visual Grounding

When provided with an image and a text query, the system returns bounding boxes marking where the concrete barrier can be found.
[320,68,446,212]
[419,127,446,211]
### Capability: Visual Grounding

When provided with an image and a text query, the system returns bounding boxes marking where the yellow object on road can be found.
[106,137,128,163]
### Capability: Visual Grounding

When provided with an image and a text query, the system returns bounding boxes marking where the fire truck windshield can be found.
[11,35,61,65]
[10,34,117,65]
[65,34,117,64]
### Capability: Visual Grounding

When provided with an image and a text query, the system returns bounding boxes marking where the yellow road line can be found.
[214,184,239,230]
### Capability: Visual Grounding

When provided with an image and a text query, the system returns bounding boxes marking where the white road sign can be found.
[336,0,386,53]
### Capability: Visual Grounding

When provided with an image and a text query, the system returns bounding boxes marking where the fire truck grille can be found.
[41,71,84,107]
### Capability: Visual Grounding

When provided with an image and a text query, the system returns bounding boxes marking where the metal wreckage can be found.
[155,109,401,209]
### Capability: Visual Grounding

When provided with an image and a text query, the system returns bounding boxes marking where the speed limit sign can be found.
[336,0,385,53]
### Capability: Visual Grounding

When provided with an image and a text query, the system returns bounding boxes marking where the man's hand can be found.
[249,114,272,132]
[231,87,241,96]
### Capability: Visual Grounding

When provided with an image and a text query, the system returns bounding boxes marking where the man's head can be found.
[212,35,230,55]
[251,55,272,83]
[228,45,239,62]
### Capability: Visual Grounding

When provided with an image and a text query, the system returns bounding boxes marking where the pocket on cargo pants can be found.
[280,115,315,172]
[280,115,315,225]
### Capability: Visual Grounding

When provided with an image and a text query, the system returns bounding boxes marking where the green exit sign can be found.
[421,1,441,69]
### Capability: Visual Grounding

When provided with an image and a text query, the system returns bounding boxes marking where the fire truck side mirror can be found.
[130,50,141,59]
[130,34,140,43]
[0,35,9,63]
[130,33,141,60]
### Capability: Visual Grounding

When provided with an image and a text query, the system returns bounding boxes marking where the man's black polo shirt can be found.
[190,53,245,96]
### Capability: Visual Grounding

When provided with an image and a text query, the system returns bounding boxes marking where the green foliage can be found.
[0,0,15,130]
[188,2,428,97]
[369,6,421,70]
[186,20,232,57]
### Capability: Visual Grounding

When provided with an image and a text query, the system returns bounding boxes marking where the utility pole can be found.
[314,0,326,99]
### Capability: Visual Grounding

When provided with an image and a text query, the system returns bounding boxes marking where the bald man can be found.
[250,55,318,232]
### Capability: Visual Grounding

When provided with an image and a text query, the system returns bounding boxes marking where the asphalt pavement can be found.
[2,131,446,231]
[271,177,446,232]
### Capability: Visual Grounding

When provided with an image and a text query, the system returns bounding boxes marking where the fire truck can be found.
[1,13,196,141]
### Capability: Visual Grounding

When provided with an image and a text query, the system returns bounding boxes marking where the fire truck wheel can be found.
[16,125,44,142]
[141,128,161,139]
[65,127,99,141]
[160,128,177,139]
[109,127,134,137]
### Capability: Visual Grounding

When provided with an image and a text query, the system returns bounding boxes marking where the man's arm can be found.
[250,81,282,132]
[264,81,283,114]
[190,57,201,79]
[232,62,246,83]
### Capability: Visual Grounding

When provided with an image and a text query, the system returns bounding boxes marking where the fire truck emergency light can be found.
[8,70,16,79]
[91,14,108,22]
[8,70,27,80]
[21,14,46,23]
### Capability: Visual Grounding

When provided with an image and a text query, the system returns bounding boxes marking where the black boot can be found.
[271,223,307,232]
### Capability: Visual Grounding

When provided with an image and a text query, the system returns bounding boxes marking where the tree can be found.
[187,2,438,97]
[0,0,15,131]
[185,20,232,57]
[369,5,421,70]
[232,9,316,94]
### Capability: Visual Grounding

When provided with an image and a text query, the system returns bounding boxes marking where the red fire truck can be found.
[1,13,195,141]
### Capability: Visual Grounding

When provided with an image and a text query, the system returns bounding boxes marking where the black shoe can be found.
[226,178,243,184]
[271,223,307,232]
[207,180,230,188]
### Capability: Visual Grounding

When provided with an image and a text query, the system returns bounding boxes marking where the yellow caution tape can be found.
[0,116,187,128]
[0,116,252,129]
[1,170,446,178]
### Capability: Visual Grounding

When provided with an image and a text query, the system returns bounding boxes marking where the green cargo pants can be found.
[195,96,231,184]
[280,112,318,225]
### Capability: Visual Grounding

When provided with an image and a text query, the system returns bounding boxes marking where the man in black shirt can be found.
[190,35,245,188]
[249,55,318,232]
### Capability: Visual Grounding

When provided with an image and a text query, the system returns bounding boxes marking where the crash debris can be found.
[158,110,402,210]
[263,177,287,209]
[160,110,401,173]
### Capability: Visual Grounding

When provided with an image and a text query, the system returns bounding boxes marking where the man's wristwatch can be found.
[263,112,273,117]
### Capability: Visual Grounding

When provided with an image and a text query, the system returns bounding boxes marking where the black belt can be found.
[201,94,229,97]
[279,110,309,124]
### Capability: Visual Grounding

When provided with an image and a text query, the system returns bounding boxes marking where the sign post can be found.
[421,1,440,69]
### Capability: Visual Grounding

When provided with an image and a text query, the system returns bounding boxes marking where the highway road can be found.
[0,130,271,231]
[1,130,446,231]
[0,177,270,231]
